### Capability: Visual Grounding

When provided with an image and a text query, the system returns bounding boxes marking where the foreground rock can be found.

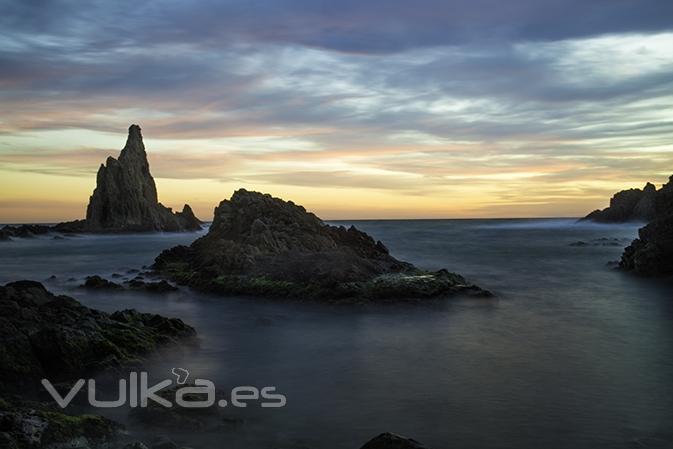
[619,176,673,276]
[0,398,121,449]
[154,189,490,302]
[582,182,658,223]
[0,281,196,394]
[360,433,429,449]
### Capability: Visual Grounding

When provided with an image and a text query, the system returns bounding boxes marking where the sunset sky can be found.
[1,0,672,223]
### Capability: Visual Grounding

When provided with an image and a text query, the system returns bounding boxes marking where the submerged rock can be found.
[569,237,630,247]
[0,281,196,394]
[82,125,201,233]
[126,279,178,293]
[359,432,429,449]
[130,385,224,431]
[619,176,673,277]
[154,189,490,302]
[0,224,52,240]
[81,275,124,290]
[80,276,179,294]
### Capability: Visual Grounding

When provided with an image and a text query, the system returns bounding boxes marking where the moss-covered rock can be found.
[0,281,196,395]
[0,399,121,449]
[154,190,490,302]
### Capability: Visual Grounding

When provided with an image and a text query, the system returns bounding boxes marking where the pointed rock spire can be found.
[83,125,201,232]
[119,124,147,163]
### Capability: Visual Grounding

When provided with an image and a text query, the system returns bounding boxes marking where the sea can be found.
[1,218,671,449]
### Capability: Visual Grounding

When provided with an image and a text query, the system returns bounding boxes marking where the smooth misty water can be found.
[1,219,672,449]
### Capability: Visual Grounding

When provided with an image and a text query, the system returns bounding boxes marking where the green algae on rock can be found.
[0,281,196,394]
[154,189,491,302]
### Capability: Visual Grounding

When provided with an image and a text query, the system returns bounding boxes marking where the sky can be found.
[1,0,672,222]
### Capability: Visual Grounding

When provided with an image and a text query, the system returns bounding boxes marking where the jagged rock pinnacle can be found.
[83,125,201,232]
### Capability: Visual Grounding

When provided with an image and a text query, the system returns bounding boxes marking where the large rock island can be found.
[154,189,490,301]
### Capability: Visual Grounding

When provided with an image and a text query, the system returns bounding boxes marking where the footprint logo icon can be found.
[171,368,189,385]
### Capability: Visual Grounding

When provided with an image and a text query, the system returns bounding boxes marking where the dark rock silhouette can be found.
[154,189,490,301]
[0,400,121,449]
[0,224,52,240]
[360,433,429,449]
[81,275,124,290]
[0,273,194,449]
[80,275,178,293]
[620,176,673,276]
[1,125,201,238]
[583,182,657,223]
[83,125,201,232]
[0,280,195,394]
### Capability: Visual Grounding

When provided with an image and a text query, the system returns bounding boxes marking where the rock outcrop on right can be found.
[154,189,490,302]
[619,176,673,276]
[582,182,658,223]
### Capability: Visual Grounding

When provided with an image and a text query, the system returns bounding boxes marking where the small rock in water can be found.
[151,436,179,449]
[360,432,429,449]
[127,279,178,293]
[81,275,124,290]
[124,442,149,449]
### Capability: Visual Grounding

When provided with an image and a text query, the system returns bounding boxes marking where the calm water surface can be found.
[1,219,671,449]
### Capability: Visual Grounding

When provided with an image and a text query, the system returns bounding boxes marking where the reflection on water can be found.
[1,219,672,449]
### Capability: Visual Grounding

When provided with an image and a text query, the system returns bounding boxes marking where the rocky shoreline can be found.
[0,282,438,449]
[154,189,491,302]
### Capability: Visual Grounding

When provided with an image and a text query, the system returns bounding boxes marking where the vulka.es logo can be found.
[41,370,287,409]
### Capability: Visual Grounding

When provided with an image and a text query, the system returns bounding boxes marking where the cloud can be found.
[3,0,672,54]
[1,0,672,219]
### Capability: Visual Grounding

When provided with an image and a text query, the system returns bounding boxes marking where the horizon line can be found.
[2,216,595,226]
